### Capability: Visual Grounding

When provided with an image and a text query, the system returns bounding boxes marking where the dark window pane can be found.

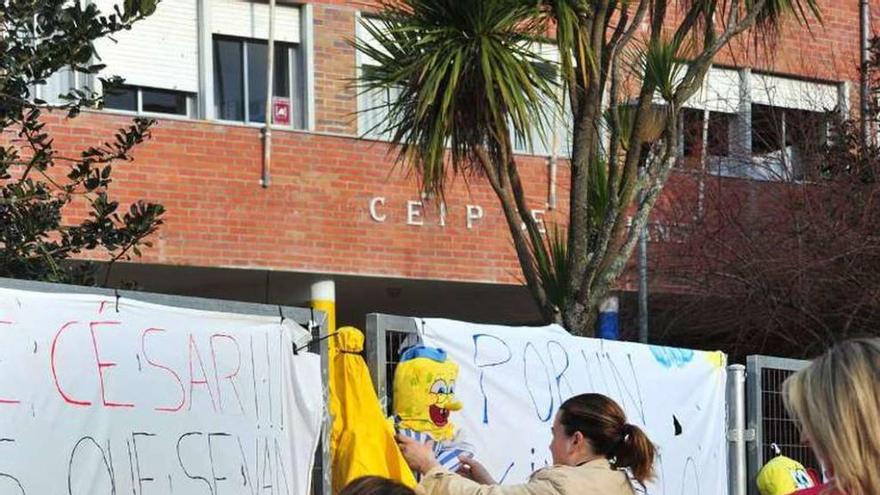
[213,37,244,120]
[247,41,291,123]
[682,108,704,158]
[677,108,705,171]
[785,109,826,150]
[104,85,137,111]
[247,41,268,123]
[786,109,826,180]
[751,104,784,155]
[275,46,289,98]
[142,88,188,115]
[707,112,731,157]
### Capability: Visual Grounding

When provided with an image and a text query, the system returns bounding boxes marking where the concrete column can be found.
[310,279,335,495]
[310,279,336,335]
[731,68,752,160]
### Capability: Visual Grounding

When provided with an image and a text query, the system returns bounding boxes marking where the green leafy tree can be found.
[1,0,165,285]
[357,0,821,336]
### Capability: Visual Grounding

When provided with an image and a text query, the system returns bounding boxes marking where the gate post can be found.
[727,364,750,495]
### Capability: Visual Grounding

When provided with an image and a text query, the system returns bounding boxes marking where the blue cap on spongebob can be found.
[400,345,447,363]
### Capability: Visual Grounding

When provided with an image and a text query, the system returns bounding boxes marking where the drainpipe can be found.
[548,134,558,210]
[261,0,277,188]
[860,0,871,150]
[196,0,212,119]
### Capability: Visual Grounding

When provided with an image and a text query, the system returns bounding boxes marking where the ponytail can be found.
[614,423,656,485]
[559,394,657,486]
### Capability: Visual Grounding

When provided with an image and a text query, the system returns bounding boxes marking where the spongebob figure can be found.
[393,345,473,472]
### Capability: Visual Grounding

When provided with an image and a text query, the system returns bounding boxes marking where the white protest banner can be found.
[420,318,728,494]
[0,286,323,495]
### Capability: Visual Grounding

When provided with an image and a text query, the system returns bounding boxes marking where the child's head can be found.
[339,476,415,495]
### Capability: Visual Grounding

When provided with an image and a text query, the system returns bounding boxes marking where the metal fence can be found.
[0,277,332,495]
[746,355,815,495]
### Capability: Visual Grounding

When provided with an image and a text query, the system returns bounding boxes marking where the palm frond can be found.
[746,0,823,32]
[533,158,608,311]
[675,0,822,31]
[587,157,610,231]
[542,0,589,89]
[639,37,684,102]
[354,0,559,196]
[605,105,634,152]
[533,224,570,311]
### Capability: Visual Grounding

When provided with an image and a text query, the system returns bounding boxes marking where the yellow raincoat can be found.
[329,326,417,492]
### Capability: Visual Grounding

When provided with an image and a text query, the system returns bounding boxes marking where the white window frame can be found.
[678,68,846,182]
[748,104,832,182]
[34,68,90,105]
[201,1,313,128]
[102,84,197,119]
[678,108,739,160]
[355,20,570,156]
[355,12,398,141]
[210,34,305,128]
[511,42,566,158]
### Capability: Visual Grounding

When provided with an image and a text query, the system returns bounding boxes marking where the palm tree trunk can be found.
[562,300,599,337]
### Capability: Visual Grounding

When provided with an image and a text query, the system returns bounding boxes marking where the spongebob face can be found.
[427,377,459,427]
[393,346,462,441]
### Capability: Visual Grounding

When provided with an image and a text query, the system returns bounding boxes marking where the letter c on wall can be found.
[369,197,386,222]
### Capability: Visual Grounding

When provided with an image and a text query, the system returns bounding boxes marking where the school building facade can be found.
[43,0,879,331]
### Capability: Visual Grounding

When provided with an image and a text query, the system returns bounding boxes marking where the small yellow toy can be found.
[757,445,816,495]
[393,345,472,471]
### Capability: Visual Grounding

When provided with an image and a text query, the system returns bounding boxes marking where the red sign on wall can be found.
[272,97,291,126]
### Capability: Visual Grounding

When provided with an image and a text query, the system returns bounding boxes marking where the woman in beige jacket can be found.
[397,393,656,495]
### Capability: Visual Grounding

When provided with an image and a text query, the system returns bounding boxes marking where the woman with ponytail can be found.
[397,393,656,495]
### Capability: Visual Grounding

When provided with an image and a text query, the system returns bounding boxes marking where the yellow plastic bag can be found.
[329,327,416,492]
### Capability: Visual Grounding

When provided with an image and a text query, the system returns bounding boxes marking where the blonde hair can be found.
[782,338,880,495]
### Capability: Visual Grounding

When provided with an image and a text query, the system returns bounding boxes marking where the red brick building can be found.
[41,0,880,329]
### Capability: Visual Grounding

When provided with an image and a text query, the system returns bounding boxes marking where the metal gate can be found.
[745,355,816,495]
[364,313,420,415]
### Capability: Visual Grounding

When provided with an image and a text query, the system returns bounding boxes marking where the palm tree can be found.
[357,0,821,336]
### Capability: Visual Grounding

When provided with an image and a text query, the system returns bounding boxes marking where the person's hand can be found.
[396,433,440,474]
[456,455,496,485]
